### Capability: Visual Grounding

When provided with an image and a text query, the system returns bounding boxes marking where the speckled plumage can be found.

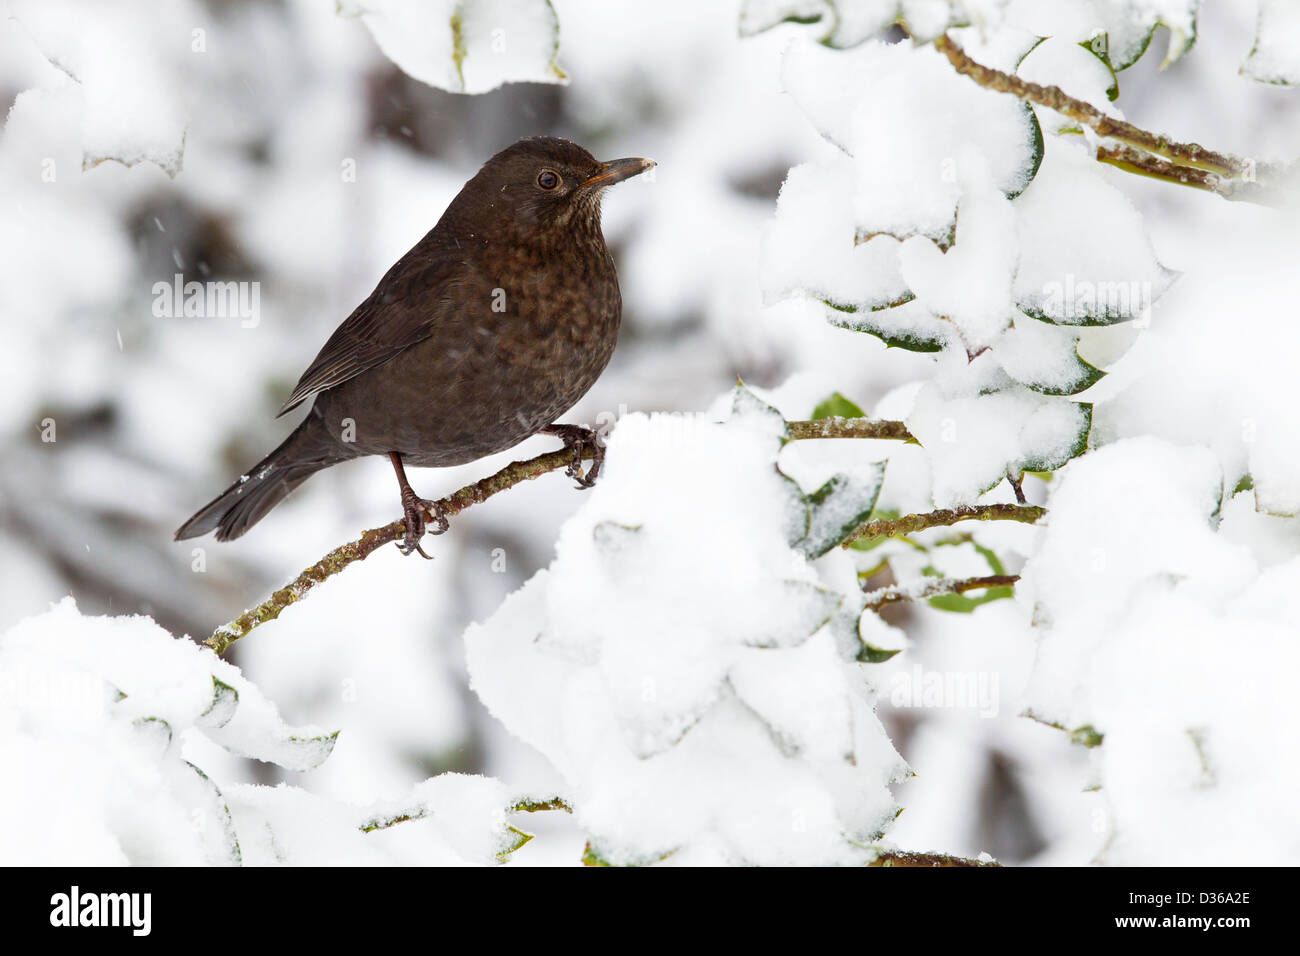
[176,137,652,543]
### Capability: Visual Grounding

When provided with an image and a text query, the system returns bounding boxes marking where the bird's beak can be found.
[580,157,656,190]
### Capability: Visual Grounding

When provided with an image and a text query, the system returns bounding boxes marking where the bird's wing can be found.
[276,244,468,417]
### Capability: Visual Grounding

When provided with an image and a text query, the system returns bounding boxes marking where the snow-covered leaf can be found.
[1013,146,1176,326]
[822,298,949,352]
[340,0,567,94]
[782,39,1043,238]
[995,317,1106,396]
[10,0,190,177]
[1241,0,1300,85]
[794,464,887,558]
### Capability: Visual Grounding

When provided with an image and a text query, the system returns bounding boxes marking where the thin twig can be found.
[933,32,1300,203]
[863,574,1020,612]
[934,33,1246,176]
[1092,142,1282,202]
[842,503,1045,548]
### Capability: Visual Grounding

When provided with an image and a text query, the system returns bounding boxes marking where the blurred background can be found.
[1,0,1294,864]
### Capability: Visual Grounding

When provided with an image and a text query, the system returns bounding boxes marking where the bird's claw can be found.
[546,424,604,488]
[397,492,448,559]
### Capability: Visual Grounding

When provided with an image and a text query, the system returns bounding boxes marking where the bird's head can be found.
[460,136,655,236]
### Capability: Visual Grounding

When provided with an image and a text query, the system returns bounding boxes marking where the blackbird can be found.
[175,136,654,556]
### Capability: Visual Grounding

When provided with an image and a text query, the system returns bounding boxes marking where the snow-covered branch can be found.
[205,416,914,654]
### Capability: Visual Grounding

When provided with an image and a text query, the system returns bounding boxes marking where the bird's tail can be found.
[175,416,345,542]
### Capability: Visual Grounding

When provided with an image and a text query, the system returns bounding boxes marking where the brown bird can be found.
[175,136,654,556]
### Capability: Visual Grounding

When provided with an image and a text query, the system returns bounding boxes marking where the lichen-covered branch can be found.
[842,503,1045,548]
[934,33,1294,203]
[787,417,915,442]
[863,573,1021,612]
[869,849,1000,867]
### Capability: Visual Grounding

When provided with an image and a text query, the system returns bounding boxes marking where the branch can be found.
[204,417,914,654]
[841,503,1045,548]
[869,849,1000,867]
[1093,143,1277,201]
[787,417,915,442]
[933,33,1294,203]
[205,444,593,654]
[934,34,1241,173]
[863,573,1020,612]
[512,797,573,814]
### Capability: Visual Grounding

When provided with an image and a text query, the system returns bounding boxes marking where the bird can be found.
[175,136,654,557]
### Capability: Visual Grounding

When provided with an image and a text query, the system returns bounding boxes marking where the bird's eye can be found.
[536,169,561,190]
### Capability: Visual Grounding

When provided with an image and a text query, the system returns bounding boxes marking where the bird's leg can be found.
[388,452,448,559]
[540,423,604,488]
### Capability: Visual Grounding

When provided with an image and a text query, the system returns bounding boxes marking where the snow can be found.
[0,598,539,865]
[904,353,1090,507]
[898,155,1019,351]
[1094,201,1300,515]
[1001,0,1200,71]
[9,0,193,177]
[762,158,913,311]
[465,406,906,865]
[1013,138,1175,325]
[780,37,1041,241]
[1019,438,1300,864]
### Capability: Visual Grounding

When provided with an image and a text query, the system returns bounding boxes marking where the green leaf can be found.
[811,392,865,420]
[581,842,612,867]
[856,643,902,664]
[1070,724,1105,748]
[926,584,1014,613]
[496,825,534,863]
[972,541,1006,575]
